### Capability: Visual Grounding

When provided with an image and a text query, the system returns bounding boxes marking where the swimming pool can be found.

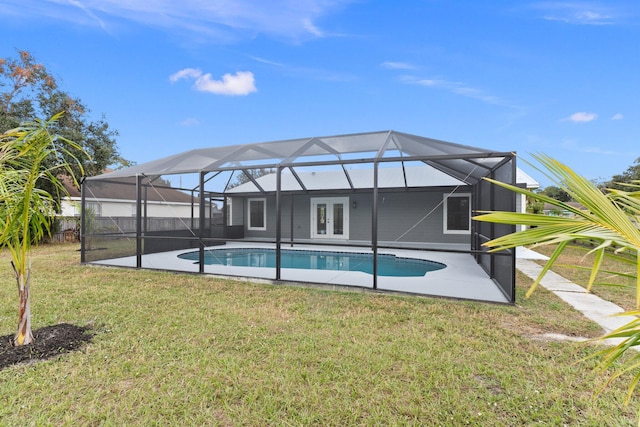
[177,248,446,277]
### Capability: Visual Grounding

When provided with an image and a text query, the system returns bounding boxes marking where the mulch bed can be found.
[0,323,93,370]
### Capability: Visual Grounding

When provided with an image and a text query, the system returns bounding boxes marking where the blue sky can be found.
[1,0,639,187]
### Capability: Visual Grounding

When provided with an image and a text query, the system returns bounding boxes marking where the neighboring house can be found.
[542,201,585,217]
[60,174,199,218]
[515,168,539,231]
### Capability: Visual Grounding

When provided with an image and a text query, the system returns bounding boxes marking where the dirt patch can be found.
[0,323,93,370]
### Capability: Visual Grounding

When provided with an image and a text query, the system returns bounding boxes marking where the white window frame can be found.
[247,198,267,231]
[443,193,471,234]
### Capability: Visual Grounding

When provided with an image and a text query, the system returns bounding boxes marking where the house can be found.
[60,173,199,218]
[82,130,532,303]
[225,165,538,242]
[542,201,584,217]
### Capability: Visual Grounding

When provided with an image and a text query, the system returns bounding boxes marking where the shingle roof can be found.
[63,175,194,203]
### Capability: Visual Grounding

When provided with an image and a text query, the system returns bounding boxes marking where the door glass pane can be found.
[333,203,344,235]
[316,204,327,235]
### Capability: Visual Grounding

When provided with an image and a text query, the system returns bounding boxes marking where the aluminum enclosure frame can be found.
[82,130,517,303]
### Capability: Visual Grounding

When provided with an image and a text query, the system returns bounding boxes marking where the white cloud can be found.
[381,62,416,70]
[532,2,616,25]
[250,56,285,67]
[560,139,618,155]
[611,113,624,120]
[195,71,257,95]
[6,0,355,42]
[169,68,202,83]
[564,112,598,122]
[402,75,508,106]
[67,0,107,29]
[171,68,257,96]
[302,18,324,37]
[180,118,200,126]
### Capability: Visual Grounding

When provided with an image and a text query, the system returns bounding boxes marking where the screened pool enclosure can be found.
[81,130,519,303]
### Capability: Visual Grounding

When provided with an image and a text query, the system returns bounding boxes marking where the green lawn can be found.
[0,244,637,425]
[533,243,637,311]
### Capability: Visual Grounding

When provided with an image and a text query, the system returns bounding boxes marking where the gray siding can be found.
[237,188,471,245]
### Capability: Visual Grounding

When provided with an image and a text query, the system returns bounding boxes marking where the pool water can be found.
[178,248,446,277]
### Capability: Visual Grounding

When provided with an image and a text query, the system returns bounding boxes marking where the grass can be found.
[0,244,638,425]
[533,244,637,311]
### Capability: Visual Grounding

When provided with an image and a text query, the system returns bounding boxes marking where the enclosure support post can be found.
[372,162,379,290]
[80,178,86,263]
[489,169,495,279]
[143,185,148,236]
[471,181,479,262]
[510,156,517,303]
[190,190,195,231]
[198,172,206,274]
[275,167,282,280]
[290,195,294,247]
[136,175,143,269]
[223,195,228,238]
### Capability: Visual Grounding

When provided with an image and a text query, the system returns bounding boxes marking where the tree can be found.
[604,157,640,191]
[526,194,544,214]
[473,154,640,416]
[0,113,87,345]
[227,167,275,189]
[1,50,128,183]
[541,185,571,202]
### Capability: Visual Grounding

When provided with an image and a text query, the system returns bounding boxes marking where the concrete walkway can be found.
[516,253,637,346]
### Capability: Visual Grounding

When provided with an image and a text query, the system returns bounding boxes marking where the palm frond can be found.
[476,155,640,304]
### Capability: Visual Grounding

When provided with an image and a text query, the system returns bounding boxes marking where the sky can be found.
[1,0,639,188]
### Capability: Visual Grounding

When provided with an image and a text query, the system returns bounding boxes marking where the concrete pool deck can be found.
[90,242,536,303]
[90,244,638,346]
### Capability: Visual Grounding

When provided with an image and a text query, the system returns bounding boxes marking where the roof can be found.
[88,130,515,187]
[228,165,465,193]
[543,201,585,211]
[63,175,194,204]
[516,168,539,189]
[228,164,538,193]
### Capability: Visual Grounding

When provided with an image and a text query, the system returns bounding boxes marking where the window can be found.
[248,198,266,231]
[443,193,471,234]
[86,202,102,217]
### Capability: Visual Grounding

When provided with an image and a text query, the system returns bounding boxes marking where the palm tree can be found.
[474,153,640,410]
[0,113,86,345]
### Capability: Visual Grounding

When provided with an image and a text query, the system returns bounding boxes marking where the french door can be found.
[310,197,349,239]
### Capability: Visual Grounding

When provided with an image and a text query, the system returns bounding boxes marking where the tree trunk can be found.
[14,266,33,346]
